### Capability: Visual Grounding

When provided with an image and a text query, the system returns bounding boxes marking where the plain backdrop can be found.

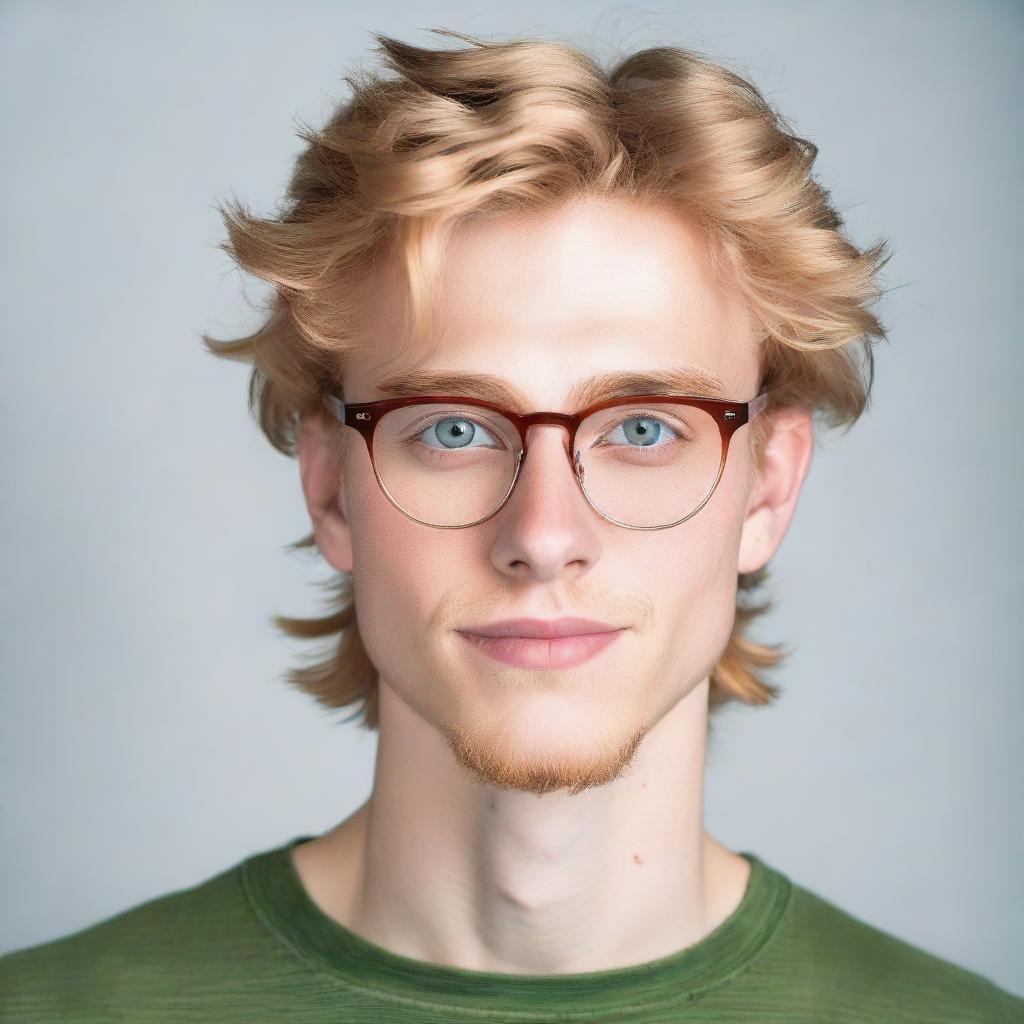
[1,0,1021,996]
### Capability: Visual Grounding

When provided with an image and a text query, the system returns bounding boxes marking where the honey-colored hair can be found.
[203,28,892,729]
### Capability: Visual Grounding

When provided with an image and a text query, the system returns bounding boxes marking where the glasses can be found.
[324,389,771,530]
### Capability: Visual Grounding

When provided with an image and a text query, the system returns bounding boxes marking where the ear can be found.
[297,411,354,574]
[737,408,815,574]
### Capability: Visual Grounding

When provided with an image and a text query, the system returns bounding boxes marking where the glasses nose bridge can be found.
[518,410,579,462]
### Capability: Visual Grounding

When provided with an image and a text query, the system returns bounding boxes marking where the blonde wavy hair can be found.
[202,28,892,730]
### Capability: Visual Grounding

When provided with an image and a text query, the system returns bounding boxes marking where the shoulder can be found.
[0,858,264,1021]
[763,869,1024,1023]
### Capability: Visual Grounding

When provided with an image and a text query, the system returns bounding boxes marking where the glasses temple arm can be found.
[325,394,345,422]
[748,390,770,421]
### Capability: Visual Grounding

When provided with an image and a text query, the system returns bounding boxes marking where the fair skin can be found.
[293,195,814,974]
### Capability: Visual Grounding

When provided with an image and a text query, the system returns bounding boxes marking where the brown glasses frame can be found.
[323,389,772,531]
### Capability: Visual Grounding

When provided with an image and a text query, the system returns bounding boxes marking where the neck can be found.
[291,677,751,974]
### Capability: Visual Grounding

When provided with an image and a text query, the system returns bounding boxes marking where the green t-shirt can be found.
[2,834,1021,1022]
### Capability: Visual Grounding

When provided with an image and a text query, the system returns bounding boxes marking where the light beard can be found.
[437,713,648,796]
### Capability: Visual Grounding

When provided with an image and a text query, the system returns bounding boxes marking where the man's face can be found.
[309,196,782,795]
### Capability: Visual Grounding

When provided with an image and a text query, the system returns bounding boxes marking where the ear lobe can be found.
[297,411,354,574]
[737,408,815,575]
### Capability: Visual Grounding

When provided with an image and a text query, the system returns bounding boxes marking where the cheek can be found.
[345,474,463,682]
[639,485,745,678]
[646,527,735,623]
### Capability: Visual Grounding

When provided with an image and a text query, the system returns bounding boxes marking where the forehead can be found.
[345,196,761,408]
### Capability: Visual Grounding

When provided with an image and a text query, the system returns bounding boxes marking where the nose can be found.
[486,422,602,580]
[516,422,583,493]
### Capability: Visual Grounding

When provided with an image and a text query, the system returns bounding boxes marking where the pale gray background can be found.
[1,0,1021,996]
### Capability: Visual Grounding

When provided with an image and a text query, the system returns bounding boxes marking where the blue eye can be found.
[419,416,502,450]
[604,414,681,448]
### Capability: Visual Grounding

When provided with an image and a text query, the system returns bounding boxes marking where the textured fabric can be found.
[2,833,1021,1022]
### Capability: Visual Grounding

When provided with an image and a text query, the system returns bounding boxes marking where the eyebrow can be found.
[372,366,730,412]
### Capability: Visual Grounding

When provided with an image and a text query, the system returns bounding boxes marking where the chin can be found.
[437,700,649,797]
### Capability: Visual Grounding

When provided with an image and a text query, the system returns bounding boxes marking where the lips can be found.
[457,627,625,670]
[457,617,622,639]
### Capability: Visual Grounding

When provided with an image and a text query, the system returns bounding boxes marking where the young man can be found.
[3,28,1021,1022]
